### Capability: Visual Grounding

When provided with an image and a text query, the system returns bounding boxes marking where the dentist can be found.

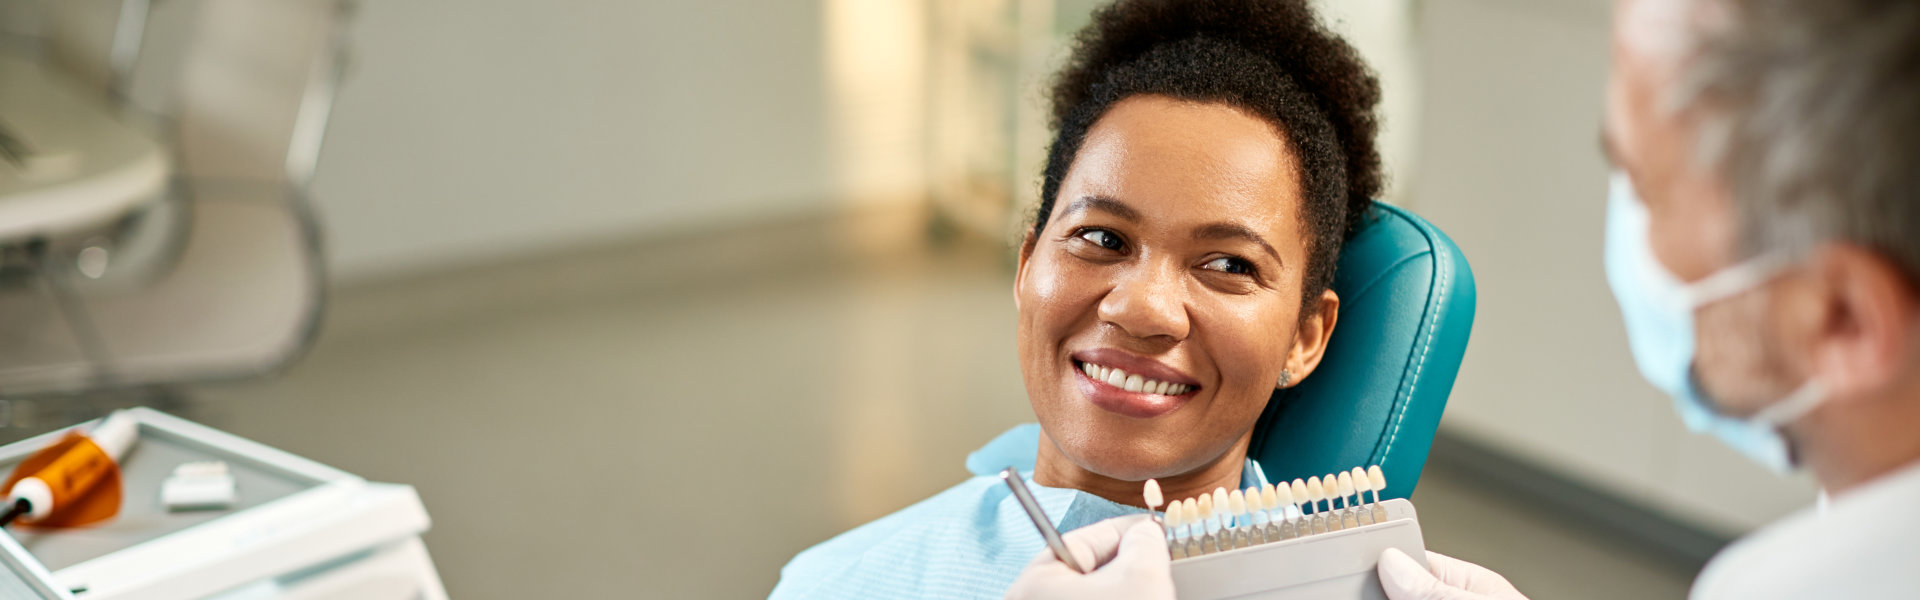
[1008,0,1920,597]
[1381,0,1920,597]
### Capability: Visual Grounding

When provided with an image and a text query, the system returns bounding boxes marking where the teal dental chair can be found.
[970,203,1476,501]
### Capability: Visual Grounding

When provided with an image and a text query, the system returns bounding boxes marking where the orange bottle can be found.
[3,410,138,527]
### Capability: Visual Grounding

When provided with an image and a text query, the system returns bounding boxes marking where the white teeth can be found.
[1078,361,1192,396]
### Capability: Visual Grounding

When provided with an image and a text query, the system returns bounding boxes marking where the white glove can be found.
[1004,514,1176,600]
[1377,548,1530,600]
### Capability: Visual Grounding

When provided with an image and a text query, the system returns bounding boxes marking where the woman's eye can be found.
[1077,229,1124,250]
[1201,256,1254,275]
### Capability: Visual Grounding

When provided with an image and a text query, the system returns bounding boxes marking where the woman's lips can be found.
[1073,359,1196,418]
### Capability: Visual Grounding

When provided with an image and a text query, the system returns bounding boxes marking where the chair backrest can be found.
[1247,203,1476,501]
[41,0,349,187]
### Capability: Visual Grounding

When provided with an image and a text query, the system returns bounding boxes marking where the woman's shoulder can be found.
[770,474,1029,599]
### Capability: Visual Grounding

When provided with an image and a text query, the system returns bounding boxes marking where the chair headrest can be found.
[1248,203,1476,500]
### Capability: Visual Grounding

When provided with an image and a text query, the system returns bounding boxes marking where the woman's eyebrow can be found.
[1064,196,1141,222]
[1193,222,1281,263]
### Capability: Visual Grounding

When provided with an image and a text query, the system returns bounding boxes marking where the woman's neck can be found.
[1031,433,1253,509]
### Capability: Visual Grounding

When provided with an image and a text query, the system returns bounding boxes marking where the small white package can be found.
[160,460,237,511]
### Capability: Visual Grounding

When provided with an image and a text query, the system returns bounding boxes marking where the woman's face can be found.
[1016,95,1337,493]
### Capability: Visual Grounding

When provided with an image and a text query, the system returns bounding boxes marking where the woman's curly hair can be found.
[1033,0,1383,312]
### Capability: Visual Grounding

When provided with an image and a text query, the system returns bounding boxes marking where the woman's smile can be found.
[1070,348,1202,418]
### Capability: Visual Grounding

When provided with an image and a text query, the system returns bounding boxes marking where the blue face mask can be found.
[1602,172,1827,474]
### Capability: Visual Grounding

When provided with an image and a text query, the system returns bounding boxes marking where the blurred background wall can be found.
[310,1,845,280]
[3,0,1821,597]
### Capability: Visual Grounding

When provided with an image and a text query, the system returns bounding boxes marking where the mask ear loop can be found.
[1750,380,1828,426]
[1682,253,1795,308]
[1683,254,1829,428]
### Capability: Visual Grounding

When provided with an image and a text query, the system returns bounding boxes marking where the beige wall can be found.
[309,0,854,281]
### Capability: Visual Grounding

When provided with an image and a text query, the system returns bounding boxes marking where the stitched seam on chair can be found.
[1381,224,1449,464]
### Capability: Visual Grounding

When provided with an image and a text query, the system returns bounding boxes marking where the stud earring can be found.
[1277,369,1293,388]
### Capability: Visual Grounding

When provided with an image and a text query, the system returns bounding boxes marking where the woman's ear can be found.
[1014,230,1037,310]
[1279,289,1340,388]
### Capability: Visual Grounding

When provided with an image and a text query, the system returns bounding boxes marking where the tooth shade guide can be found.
[1143,478,1164,510]
[1322,474,1340,510]
[1165,468,1424,586]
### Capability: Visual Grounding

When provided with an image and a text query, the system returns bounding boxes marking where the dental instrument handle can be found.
[1000,468,1086,574]
[0,499,26,528]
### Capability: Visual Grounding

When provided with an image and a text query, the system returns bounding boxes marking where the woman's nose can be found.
[1097,260,1191,341]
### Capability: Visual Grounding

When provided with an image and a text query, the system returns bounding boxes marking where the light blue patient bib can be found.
[769,424,1268,599]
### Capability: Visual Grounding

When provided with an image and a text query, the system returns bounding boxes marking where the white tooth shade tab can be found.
[1080,362,1191,395]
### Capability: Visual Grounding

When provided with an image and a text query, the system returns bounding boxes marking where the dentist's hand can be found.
[1377,548,1530,600]
[1004,514,1175,600]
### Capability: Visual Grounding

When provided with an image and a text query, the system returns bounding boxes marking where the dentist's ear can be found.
[1278,289,1340,389]
[1791,244,1920,401]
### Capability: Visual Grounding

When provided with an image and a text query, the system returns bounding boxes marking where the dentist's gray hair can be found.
[1672,0,1920,280]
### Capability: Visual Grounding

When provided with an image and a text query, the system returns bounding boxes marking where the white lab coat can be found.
[1690,457,1920,599]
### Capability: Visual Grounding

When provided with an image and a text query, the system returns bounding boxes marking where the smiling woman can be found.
[1022,94,1342,506]
[770,0,1382,597]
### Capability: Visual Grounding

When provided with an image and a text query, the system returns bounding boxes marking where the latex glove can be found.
[1377,548,1530,600]
[1004,514,1176,600]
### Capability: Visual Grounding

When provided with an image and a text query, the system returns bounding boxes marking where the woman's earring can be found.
[1276,369,1293,388]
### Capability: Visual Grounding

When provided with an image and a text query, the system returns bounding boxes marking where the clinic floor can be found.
[180,207,1699,599]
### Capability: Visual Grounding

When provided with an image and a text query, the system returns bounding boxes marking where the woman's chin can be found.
[1054,437,1183,482]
